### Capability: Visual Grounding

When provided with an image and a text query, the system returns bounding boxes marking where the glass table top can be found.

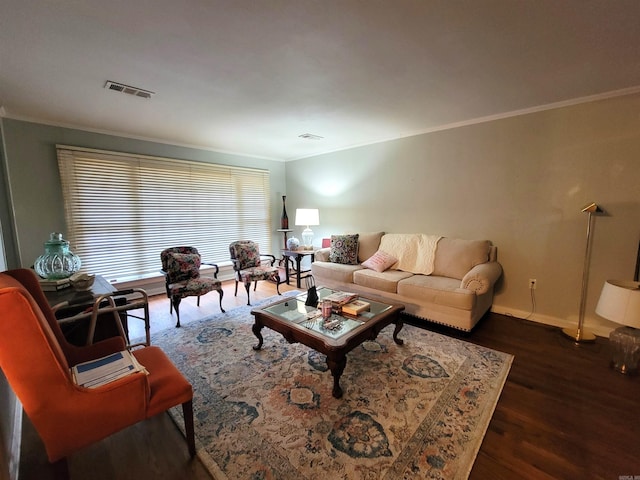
[261,287,394,340]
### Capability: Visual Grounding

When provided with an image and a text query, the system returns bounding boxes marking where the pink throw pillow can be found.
[362,250,398,273]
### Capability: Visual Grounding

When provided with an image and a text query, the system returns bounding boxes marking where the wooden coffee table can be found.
[250,287,405,398]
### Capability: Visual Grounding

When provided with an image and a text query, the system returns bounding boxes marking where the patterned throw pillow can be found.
[329,234,360,265]
[362,250,398,273]
[167,252,201,282]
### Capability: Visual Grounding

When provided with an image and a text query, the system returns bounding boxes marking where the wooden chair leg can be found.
[52,457,70,480]
[166,285,173,314]
[234,279,239,296]
[244,281,251,305]
[182,400,196,457]
[217,289,225,313]
[196,295,201,307]
[271,272,282,295]
[172,296,182,328]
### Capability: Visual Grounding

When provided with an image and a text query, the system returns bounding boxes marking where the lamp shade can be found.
[294,209,319,226]
[595,280,640,328]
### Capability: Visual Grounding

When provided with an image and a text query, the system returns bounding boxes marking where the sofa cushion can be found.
[397,275,476,310]
[311,261,364,284]
[353,269,414,294]
[329,234,359,265]
[361,249,398,273]
[432,238,491,280]
[357,232,385,263]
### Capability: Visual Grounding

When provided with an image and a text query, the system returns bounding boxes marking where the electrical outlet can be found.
[529,278,537,290]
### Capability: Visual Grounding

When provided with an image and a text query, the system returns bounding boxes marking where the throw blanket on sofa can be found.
[379,233,442,275]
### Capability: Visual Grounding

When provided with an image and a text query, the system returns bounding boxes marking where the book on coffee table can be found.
[342,299,371,316]
[38,277,72,291]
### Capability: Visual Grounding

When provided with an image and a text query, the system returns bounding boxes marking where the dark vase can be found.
[280,195,289,229]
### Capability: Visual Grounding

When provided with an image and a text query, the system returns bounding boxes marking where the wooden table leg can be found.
[393,319,404,345]
[326,355,346,398]
[252,322,264,350]
[295,255,303,288]
[285,258,291,285]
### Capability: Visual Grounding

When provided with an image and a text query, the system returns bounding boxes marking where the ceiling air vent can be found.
[104,81,155,99]
[298,133,324,140]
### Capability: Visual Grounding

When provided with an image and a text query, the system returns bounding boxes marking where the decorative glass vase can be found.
[34,232,82,279]
[280,195,289,229]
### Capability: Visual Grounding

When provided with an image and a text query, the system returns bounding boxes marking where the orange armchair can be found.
[0,269,195,478]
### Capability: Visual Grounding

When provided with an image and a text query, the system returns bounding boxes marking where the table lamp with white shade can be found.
[595,279,640,374]
[294,208,319,250]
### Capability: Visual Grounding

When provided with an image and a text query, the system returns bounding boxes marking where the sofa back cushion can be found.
[357,232,385,263]
[433,238,491,280]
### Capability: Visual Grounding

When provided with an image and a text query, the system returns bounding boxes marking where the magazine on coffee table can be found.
[323,291,358,305]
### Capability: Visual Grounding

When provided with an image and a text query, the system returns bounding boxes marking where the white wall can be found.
[284,93,640,335]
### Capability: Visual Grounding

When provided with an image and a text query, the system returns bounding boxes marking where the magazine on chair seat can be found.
[72,350,148,388]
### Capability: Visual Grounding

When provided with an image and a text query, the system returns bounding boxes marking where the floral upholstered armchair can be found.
[160,246,225,327]
[229,240,281,305]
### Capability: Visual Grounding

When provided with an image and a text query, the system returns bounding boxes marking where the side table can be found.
[45,275,150,348]
[276,228,293,249]
[281,249,315,288]
[44,274,116,309]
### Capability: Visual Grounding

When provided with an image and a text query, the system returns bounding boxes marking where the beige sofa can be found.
[311,232,502,331]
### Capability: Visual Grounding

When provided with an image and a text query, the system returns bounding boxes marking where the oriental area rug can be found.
[143,293,513,480]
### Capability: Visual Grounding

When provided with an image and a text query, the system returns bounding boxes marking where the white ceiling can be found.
[1,1,640,161]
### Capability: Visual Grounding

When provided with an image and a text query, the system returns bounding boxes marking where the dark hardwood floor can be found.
[20,281,640,479]
[428,317,640,480]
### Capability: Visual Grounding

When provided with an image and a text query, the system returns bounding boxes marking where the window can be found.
[57,145,271,282]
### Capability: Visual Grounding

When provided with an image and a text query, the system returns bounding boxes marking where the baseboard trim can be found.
[490,304,615,338]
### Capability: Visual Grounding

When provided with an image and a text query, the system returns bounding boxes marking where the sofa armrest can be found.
[460,262,502,294]
[314,247,331,262]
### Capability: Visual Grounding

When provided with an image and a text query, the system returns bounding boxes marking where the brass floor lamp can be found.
[562,202,604,343]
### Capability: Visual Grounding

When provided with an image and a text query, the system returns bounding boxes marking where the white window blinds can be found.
[57,146,271,282]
